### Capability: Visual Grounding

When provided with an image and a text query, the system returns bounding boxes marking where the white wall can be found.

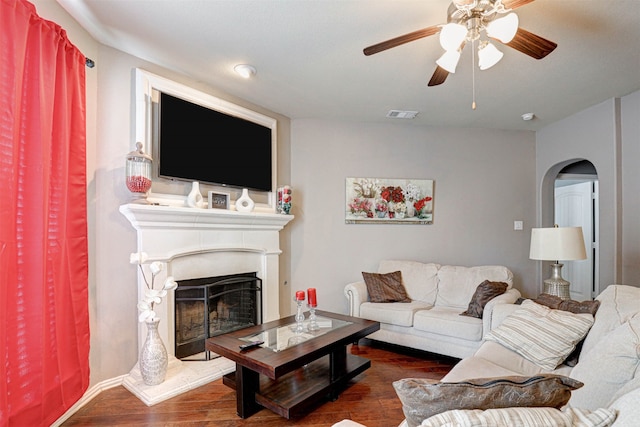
[536,100,618,295]
[536,90,640,292]
[288,120,537,316]
[621,91,640,284]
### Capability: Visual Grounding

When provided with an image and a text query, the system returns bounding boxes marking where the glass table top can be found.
[240,315,351,352]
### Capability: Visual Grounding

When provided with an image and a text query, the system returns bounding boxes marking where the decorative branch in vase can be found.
[129,252,178,385]
[130,252,178,322]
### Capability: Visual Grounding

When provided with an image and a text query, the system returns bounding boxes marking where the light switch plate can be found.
[514,220,523,231]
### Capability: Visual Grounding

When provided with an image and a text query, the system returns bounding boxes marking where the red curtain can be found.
[0,0,90,425]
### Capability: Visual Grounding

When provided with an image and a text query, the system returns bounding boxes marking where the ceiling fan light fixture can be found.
[478,41,503,70]
[486,12,519,43]
[436,50,461,73]
[439,23,467,51]
[362,0,557,89]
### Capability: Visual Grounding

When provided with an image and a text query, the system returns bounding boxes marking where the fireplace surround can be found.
[119,203,293,404]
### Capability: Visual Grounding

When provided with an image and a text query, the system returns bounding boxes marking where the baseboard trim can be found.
[52,356,235,425]
[51,375,127,426]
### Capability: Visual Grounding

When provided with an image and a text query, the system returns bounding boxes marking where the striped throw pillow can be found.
[484,300,594,370]
[420,407,617,427]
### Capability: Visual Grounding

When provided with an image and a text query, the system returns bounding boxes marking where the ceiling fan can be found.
[363,0,557,87]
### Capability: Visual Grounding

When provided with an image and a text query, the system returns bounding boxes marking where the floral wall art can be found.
[345,177,434,224]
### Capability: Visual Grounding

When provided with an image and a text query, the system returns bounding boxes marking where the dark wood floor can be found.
[61,341,459,427]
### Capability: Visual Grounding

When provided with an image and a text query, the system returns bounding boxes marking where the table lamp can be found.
[529,225,587,300]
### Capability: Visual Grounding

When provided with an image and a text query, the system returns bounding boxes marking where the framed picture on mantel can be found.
[208,191,230,210]
[345,177,434,224]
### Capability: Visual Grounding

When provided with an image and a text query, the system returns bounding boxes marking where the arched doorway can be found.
[554,160,598,300]
[539,158,600,301]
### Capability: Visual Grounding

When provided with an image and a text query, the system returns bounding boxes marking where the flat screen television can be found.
[157,92,274,192]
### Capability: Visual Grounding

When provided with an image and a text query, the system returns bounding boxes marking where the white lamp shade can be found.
[486,13,519,43]
[439,23,467,51]
[478,42,504,70]
[530,226,588,261]
[436,50,461,73]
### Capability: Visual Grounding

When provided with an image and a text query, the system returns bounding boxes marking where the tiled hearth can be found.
[119,203,293,405]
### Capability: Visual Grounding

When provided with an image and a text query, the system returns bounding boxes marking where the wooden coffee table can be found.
[205,310,380,419]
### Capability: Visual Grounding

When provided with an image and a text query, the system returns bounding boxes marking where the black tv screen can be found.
[158,92,273,192]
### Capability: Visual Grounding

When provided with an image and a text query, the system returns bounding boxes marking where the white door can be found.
[554,181,595,300]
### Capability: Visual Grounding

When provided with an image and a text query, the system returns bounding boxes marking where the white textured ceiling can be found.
[57,0,640,131]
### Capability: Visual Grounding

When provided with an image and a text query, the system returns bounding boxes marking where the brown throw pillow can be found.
[460,280,509,318]
[362,271,411,303]
[534,293,601,316]
[393,374,584,427]
[534,293,601,366]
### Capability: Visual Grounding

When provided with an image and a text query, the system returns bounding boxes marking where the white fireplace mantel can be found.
[120,203,294,342]
[119,203,293,405]
[120,203,294,232]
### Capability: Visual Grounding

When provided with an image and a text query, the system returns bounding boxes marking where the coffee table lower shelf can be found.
[222,353,370,419]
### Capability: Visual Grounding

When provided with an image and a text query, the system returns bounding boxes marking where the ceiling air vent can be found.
[386,110,419,119]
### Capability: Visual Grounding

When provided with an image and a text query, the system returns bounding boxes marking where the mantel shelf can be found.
[119,203,294,231]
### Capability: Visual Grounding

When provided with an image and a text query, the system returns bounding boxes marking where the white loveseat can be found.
[335,284,640,427]
[344,260,521,360]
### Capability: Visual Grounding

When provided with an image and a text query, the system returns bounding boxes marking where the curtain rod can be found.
[85,58,95,68]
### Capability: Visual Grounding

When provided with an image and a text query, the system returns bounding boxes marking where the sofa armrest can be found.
[486,298,523,333]
[344,281,368,317]
[481,288,521,338]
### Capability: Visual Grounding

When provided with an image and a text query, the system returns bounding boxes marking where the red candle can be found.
[295,290,305,301]
[307,288,317,307]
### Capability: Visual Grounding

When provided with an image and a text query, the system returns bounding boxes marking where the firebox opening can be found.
[175,272,262,360]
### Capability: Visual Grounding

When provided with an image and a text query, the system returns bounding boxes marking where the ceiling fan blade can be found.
[502,27,557,59]
[363,25,440,56]
[501,0,536,10]
[427,66,449,87]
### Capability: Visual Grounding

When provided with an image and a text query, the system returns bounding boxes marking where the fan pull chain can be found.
[471,39,477,110]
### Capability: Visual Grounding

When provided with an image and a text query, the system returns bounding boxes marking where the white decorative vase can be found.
[187,181,203,208]
[235,188,255,212]
[139,319,168,386]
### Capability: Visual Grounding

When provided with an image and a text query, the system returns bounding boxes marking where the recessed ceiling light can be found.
[234,64,257,79]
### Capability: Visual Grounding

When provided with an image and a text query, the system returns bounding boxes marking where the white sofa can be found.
[335,284,640,427]
[344,260,521,360]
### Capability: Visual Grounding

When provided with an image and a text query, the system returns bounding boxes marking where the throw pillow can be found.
[460,280,509,318]
[534,293,601,316]
[361,271,411,303]
[533,293,601,366]
[484,300,594,370]
[420,407,617,427]
[392,374,583,427]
